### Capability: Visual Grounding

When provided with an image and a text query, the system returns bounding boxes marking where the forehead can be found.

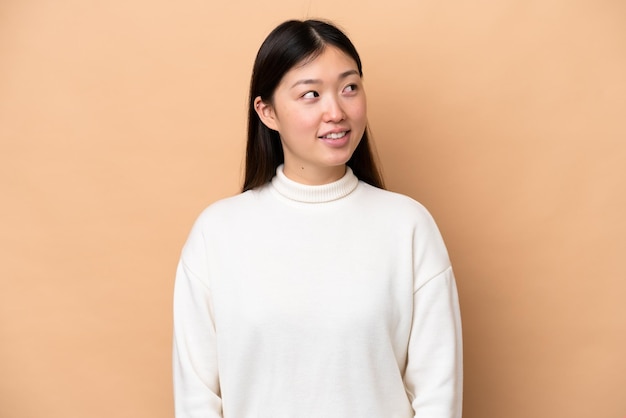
[283,46,359,81]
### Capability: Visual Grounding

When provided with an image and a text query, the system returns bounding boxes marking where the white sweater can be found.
[173,166,463,418]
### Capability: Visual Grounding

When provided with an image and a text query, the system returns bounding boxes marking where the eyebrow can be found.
[290,69,360,89]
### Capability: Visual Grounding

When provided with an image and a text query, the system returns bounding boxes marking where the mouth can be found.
[319,130,349,140]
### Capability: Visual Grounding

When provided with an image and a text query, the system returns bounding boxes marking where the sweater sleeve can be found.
[404,267,463,418]
[173,218,223,418]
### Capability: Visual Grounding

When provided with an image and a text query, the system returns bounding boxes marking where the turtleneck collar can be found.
[270,165,359,203]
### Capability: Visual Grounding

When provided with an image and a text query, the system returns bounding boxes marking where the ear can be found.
[254,96,279,132]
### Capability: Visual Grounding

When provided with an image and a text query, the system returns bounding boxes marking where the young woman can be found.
[173,19,463,418]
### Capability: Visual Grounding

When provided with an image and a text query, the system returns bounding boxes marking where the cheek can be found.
[277,105,318,129]
[349,99,367,124]
[289,110,321,132]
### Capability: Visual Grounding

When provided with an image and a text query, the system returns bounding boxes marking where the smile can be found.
[320,131,348,140]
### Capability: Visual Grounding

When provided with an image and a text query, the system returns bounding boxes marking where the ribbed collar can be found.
[270,165,359,203]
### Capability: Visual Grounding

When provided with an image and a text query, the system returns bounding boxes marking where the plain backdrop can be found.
[1,1,625,417]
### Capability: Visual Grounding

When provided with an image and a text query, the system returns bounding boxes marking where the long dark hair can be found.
[242,19,385,192]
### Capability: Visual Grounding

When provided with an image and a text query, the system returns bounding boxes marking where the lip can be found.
[318,128,350,138]
[318,129,351,148]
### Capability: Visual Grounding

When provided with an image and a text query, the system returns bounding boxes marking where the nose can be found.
[323,96,345,123]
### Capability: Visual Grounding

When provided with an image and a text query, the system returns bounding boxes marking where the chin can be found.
[326,151,356,167]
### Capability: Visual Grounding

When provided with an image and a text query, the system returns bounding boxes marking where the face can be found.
[255,46,367,185]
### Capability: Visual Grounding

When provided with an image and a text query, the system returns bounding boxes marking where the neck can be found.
[282,164,347,186]
[271,164,359,203]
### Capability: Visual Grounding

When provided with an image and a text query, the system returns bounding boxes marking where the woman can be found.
[173,19,463,418]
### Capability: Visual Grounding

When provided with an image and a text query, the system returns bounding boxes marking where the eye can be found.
[302,91,319,99]
[343,84,358,93]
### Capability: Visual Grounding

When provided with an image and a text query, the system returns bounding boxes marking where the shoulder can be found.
[183,186,270,241]
[195,186,269,224]
[356,182,451,274]
[355,182,436,224]
[180,187,270,257]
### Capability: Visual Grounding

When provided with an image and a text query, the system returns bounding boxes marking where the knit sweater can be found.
[173,165,463,418]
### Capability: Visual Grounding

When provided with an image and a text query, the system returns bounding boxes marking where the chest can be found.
[207,213,415,342]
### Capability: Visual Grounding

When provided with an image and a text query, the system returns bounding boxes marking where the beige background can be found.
[1,0,625,417]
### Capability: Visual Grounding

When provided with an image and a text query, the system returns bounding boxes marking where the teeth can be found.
[323,131,347,139]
